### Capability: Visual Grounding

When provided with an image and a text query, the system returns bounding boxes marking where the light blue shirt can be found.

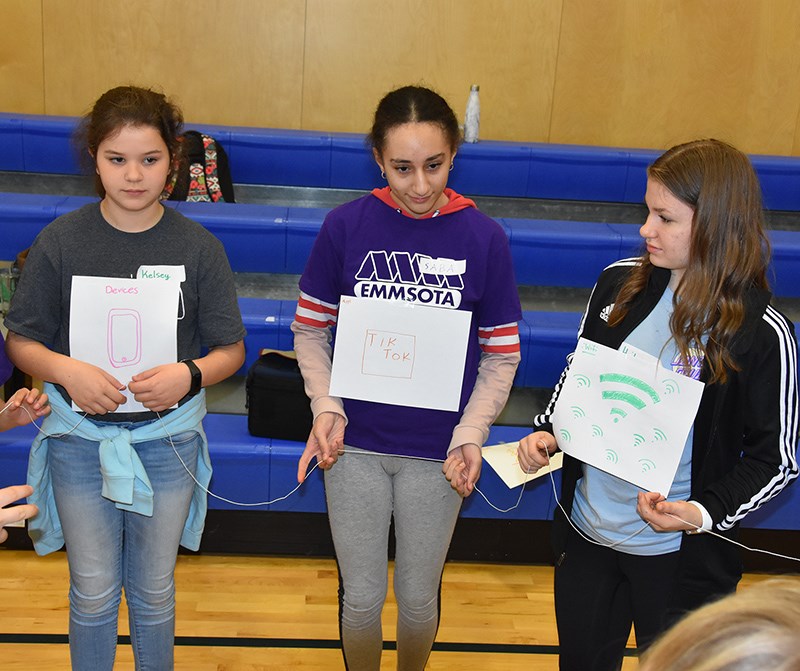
[27,383,212,555]
[572,287,696,555]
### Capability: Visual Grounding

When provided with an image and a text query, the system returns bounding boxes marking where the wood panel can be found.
[792,99,800,155]
[6,1,800,154]
[302,0,563,141]
[39,0,306,127]
[550,0,800,155]
[0,0,45,113]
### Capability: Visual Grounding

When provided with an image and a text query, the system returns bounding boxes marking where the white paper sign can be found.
[329,296,471,411]
[482,441,564,489]
[552,338,704,494]
[69,276,180,413]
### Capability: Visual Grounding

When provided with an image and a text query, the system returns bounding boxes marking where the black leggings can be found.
[554,524,681,671]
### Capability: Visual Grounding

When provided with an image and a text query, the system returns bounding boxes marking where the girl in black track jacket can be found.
[518,139,799,671]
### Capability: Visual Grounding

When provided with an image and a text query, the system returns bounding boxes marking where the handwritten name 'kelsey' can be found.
[138,270,172,281]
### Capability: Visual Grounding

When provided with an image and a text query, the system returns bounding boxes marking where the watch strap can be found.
[180,359,202,396]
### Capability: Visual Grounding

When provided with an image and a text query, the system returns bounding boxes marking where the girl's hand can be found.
[636,492,703,532]
[129,363,191,412]
[297,412,346,483]
[62,359,126,415]
[0,387,50,430]
[443,443,482,497]
[0,485,38,544]
[517,431,557,474]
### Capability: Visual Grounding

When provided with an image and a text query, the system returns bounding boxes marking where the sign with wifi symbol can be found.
[599,373,661,422]
[551,337,705,495]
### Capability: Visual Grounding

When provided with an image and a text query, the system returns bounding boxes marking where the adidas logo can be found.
[600,303,614,322]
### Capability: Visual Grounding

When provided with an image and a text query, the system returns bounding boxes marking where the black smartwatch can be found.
[180,359,202,396]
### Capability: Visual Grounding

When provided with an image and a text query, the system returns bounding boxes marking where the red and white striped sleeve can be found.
[477,322,520,354]
[448,320,522,453]
[295,291,339,328]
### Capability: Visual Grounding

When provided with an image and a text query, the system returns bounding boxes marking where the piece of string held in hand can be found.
[5,397,522,510]
[10,395,799,563]
[157,418,529,512]
[0,397,88,438]
[536,438,800,563]
[338,448,530,514]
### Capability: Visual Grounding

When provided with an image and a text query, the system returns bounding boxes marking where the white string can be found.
[538,444,653,549]
[10,394,799,563]
[665,512,800,564]
[1,397,89,438]
[339,447,529,513]
[157,412,320,507]
[153,430,529,512]
[537,442,800,561]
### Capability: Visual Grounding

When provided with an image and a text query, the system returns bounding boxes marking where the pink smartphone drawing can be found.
[107,308,142,368]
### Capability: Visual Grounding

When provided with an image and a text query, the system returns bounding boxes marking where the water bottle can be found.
[464,84,480,143]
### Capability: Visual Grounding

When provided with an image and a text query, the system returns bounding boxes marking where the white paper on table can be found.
[482,441,564,489]
[69,276,180,413]
[552,338,704,494]
[329,296,471,411]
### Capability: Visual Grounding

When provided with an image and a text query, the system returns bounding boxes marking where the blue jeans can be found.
[48,421,201,671]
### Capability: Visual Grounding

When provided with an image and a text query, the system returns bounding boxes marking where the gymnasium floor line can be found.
[0,633,638,657]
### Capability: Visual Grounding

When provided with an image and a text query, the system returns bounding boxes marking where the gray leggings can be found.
[324,446,463,671]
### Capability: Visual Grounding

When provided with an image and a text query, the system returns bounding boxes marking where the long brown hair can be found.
[608,139,770,384]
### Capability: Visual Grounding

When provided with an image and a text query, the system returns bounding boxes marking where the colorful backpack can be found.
[162,130,235,203]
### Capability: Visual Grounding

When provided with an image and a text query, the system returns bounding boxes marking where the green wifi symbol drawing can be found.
[599,373,661,422]
[639,458,657,472]
[570,405,586,419]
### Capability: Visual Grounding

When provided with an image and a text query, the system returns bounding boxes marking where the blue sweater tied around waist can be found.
[27,383,211,555]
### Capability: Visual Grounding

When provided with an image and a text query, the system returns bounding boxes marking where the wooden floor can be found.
[1,549,797,670]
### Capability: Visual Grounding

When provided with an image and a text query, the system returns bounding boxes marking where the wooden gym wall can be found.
[2,0,800,155]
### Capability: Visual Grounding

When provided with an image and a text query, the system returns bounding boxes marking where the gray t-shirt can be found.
[6,202,246,420]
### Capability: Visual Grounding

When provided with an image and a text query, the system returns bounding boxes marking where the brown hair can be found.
[608,139,770,384]
[639,580,800,671]
[76,85,184,197]
[367,85,461,155]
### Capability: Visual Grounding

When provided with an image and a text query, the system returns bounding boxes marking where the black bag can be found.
[162,130,235,203]
[246,351,313,441]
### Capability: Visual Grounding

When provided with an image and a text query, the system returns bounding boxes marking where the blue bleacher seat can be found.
[3,194,800,299]
[226,127,332,188]
[329,133,379,190]
[21,115,80,174]
[285,206,328,274]
[174,202,289,274]
[621,149,660,203]
[2,111,800,210]
[450,141,532,197]
[238,297,294,375]
[0,115,25,172]
[0,192,63,253]
[526,144,630,202]
[202,413,270,511]
[1,412,797,528]
[502,219,624,288]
